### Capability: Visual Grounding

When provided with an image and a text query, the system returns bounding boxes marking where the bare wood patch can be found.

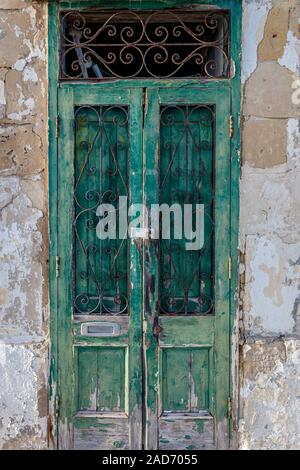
[159,418,214,450]
[74,418,129,450]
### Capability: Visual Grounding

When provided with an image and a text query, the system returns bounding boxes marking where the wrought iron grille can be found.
[158,105,215,315]
[73,105,129,315]
[60,10,230,80]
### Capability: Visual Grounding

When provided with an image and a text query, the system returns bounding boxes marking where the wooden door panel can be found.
[73,415,129,450]
[144,86,231,450]
[159,316,214,345]
[161,348,210,413]
[76,347,126,412]
[57,83,231,450]
[159,417,214,450]
[57,87,143,450]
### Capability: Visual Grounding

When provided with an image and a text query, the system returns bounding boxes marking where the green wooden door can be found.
[143,86,231,450]
[56,83,231,450]
[57,87,144,450]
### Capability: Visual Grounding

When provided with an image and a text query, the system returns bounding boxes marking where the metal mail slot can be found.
[81,322,121,337]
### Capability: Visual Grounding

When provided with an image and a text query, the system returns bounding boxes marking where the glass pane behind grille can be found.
[60,10,230,80]
[74,106,129,315]
[159,105,214,315]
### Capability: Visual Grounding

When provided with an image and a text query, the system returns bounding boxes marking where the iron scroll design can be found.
[60,10,230,80]
[73,105,129,315]
[158,105,215,315]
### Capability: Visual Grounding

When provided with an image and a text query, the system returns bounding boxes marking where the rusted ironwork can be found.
[158,104,215,315]
[73,105,129,315]
[60,9,230,80]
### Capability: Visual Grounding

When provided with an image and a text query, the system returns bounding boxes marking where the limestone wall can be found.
[239,0,300,450]
[0,0,48,449]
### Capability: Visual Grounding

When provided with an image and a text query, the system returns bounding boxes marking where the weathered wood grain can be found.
[74,417,129,450]
[159,418,214,450]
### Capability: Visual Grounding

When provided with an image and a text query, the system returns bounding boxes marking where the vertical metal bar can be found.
[99,106,103,312]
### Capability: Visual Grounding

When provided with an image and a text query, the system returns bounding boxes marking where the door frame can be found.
[48,0,242,449]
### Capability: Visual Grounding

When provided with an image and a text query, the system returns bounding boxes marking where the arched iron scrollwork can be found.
[158,105,215,315]
[73,105,129,315]
[60,10,230,80]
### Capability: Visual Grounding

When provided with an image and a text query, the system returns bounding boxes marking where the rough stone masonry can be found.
[239,0,300,450]
[0,0,299,449]
[0,0,48,449]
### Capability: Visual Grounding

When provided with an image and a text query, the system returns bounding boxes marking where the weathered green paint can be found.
[77,347,126,411]
[57,87,75,449]
[143,87,160,449]
[48,1,60,449]
[55,87,144,448]
[159,316,213,345]
[158,104,213,313]
[162,348,209,411]
[144,85,231,449]
[228,1,242,448]
[48,0,242,450]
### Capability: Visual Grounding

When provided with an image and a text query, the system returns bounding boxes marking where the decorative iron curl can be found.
[73,104,129,315]
[60,9,230,79]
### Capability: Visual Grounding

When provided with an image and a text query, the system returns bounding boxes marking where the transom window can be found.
[60,9,230,80]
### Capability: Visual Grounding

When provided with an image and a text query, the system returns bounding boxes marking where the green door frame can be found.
[48,0,241,449]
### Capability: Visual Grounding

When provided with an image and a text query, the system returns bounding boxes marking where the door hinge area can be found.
[55,255,60,278]
[229,115,234,138]
[56,115,59,139]
[228,256,232,280]
[227,397,232,419]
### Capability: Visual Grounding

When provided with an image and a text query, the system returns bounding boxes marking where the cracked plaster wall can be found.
[239,0,300,450]
[0,0,300,450]
[0,0,48,449]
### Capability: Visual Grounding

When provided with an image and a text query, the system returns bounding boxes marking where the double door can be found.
[56,83,231,449]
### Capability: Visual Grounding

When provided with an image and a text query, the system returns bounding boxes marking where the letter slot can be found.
[81,322,121,337]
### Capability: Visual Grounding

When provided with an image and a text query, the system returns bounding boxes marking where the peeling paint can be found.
[0,79,5,106]
[13,59,26,72]
[23,66,38,83]
[240,164,300,247]
[241,0,272,83]
[279,30,300,74]
[0,0,48,450]
[0,0,299,451]
[0,343,47,449]
[0,176,44,341]
[243,235,300,337]
[287,118,300,168]
[239,340,300,450]
[239,0,300,451]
